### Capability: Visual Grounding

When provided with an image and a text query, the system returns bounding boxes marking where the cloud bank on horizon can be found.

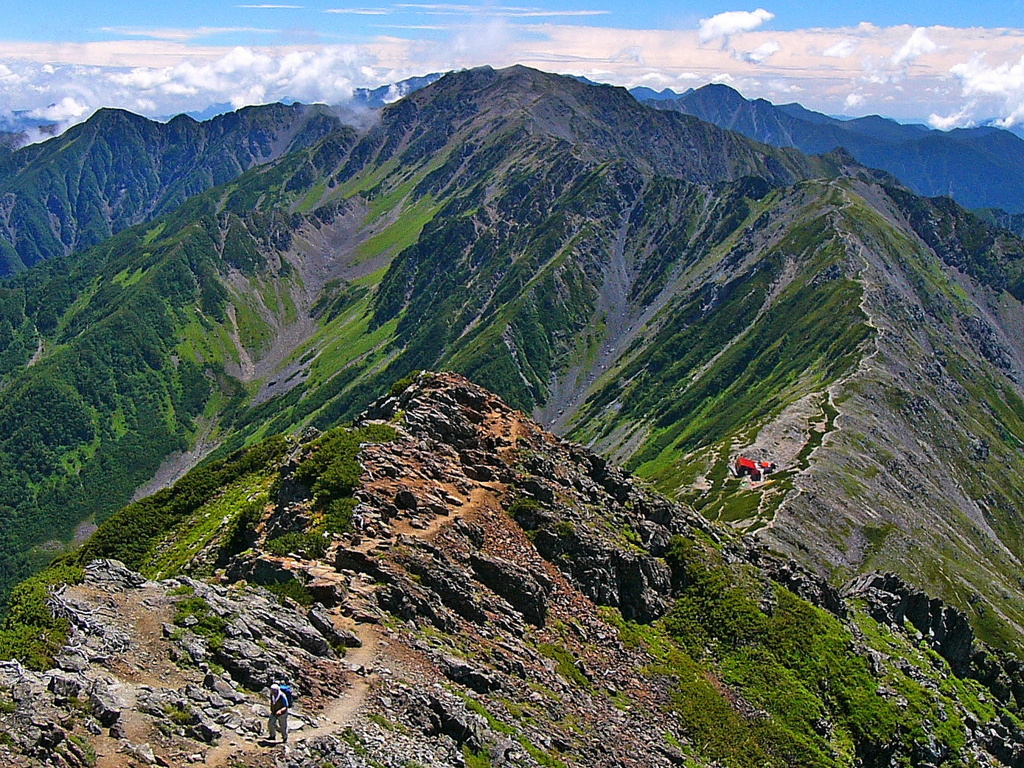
[2,3,1024,135]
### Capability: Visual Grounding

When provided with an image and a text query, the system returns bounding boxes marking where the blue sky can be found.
[4,2,1024,128]
[8,1,1024,41]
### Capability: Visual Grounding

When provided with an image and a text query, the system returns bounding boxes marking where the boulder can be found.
[307,603,362,649]
[439,655,501,694]
[83,560,149,591]
[88,682,123,727]
[470,553,549,626]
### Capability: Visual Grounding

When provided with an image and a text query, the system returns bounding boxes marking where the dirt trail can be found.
[392,483,501,541]
[191,395,524,766]
[203,623,381,767]
[298,626,380,737]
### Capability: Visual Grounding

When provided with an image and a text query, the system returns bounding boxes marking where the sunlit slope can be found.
[2,66,1024,655]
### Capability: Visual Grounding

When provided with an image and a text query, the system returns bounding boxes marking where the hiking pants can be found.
[269,710,289,742]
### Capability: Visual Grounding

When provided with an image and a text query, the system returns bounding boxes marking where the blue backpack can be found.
[278,683,294,707]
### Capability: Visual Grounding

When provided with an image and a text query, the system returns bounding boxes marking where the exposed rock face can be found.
[846,572,976,673]
[0,566,355,767]
[844,571,1024,712]
[360,371,717,628]
[4,371,1024,767]
[469,552,549,626]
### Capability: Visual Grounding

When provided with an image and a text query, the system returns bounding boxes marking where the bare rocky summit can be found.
[2,372,1024,767]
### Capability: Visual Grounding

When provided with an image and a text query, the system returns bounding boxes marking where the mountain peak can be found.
[363,64,834,192]
[692,82,745,100]
[408,63,626,106]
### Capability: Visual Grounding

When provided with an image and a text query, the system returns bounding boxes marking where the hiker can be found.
[268,683,290,743]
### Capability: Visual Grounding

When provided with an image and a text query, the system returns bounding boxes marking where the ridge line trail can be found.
[303,626,380,732]
[203,624,382,767]
[208,414,519,765]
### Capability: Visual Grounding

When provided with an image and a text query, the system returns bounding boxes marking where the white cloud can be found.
[822,39,858,58]
[766,79,801,94]
[892,27,938,65]
[324,8,392,14]
[698,9,774,45]
[449,16,517,63]
[929,103,975,130]
[391,4,609,17]
[612,46,645,65]
[101,27,279,42]
[0,63,21,84]
[951,54,1024,98]
[382,82,408,103]
[0,18,1023,129]
[737,41,780,64]
[28,96,90,122]
[947,54,1024,126]
[844,91,865,110]
[0,46,373,130]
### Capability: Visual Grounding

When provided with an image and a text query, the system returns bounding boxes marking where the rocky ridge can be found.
[2,372,1024,767]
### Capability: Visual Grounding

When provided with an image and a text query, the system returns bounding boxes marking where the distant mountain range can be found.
[6,74,1024,277]
[643,83,1024,214]
[0,66,1023,668]
[0,114,59,156]
[167,74,447,121]
[351,73,444,108]
[0,102,346,273]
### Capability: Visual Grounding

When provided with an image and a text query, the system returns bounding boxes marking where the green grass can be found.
[0,562,84,668]
[295,182,327,213]
[112,267,146,287]
[176,316,238,367]
[231,292,274,356]
[309,304,399,387]
[354,196,440,265]
[462,746,492,768]
[173,595,229,650]
[263,577,315,606]
[75,434,289,572]
[264,532,328,559]
[164,702,196,726]
[144,475,271,579]
[292,422,397,523]
[598,540,991,768]
[537,642,592,690]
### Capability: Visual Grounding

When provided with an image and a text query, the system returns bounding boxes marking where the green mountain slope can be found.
[562,177,1024,647]
[1,65,1024,659]
[0,102,344,273]
[0,65,852,598]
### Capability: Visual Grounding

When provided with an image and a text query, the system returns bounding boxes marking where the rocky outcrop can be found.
[748,547,847,619]
[469,552,550,626]
[845,571,1024,714]
[358,372,711,626]
[6,372,1024,767]
[0,562,357,767]
[846,572,975,671]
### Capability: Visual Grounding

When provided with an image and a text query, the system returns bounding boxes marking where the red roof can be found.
[737,456,758,470]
